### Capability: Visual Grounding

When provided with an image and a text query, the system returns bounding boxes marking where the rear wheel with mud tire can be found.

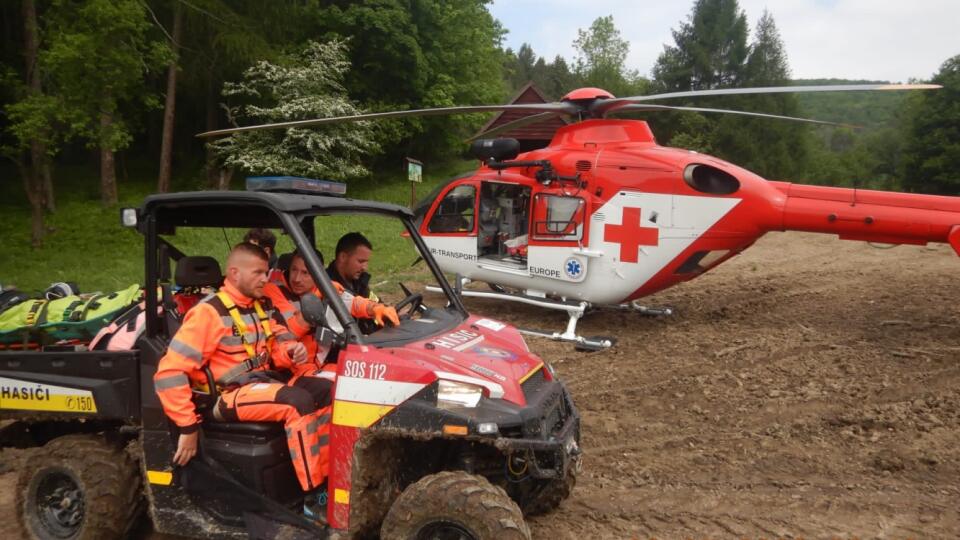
[16,434,142,540]
[381,471,530,540]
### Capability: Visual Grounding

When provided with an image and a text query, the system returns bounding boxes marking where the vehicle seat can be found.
[189,368,286,439]
[173,256,222,315]
[269,252,294,287]
[203,421,285,437]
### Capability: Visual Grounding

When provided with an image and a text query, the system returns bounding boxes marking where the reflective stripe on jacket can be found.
[262,280,380,340]
[153,280,296,431]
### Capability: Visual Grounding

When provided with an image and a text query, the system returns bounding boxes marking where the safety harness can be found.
[216,292,276,387]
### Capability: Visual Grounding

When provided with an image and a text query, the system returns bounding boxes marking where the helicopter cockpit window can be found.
[532,194,585,241]
[428,185,475,233]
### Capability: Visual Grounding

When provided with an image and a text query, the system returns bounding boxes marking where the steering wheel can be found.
[394,284,423,320]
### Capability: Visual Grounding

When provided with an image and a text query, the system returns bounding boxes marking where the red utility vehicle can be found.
[1,181,579,539]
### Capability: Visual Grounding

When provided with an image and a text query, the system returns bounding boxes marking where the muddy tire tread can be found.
[16,434,142,540]
[381,470,530,540]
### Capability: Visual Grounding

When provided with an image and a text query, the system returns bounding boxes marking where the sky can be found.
[488,0,959,83]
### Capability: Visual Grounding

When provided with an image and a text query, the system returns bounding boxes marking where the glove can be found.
[372,304,400,327]
[287,342,308,364]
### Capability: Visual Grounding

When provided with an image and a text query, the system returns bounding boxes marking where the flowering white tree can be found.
[209,39,378,181]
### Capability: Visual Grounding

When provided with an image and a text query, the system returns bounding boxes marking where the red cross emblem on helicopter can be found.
[603,207,659,263]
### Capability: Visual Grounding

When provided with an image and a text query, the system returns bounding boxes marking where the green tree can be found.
[42,0,169,206]
[209,40,379,180]
[511,43,537,89]
[175,1,281,188]
[541,55,576,99]
[502,44,577,99]
[404,0,507,158]
[652,0,749,91]
[902,55,960,194]
[156,0,182,193]
[650,4,814,180]
[312,0,506,162]
[712,10,809,179]
[573,15,642,97]
[650,0,748,153]
[2,0,53,246]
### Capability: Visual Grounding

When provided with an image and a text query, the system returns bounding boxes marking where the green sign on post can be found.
[406,157,423,207]
[406,158,423,183]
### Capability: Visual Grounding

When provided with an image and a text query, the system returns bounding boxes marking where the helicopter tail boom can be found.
[769,182,960,256]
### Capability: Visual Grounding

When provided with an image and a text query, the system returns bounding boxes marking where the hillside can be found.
[792,78,916,127]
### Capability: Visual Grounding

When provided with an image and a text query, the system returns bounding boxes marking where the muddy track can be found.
[1,232,957,539]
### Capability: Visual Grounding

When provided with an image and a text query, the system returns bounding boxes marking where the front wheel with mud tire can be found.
[381,471,530,540]
[17,434,143,540]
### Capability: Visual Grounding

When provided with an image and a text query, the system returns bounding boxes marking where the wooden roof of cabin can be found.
[476,82,568,141]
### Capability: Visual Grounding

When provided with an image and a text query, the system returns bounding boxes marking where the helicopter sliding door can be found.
[477,181,531,270]
[525,189,591,284]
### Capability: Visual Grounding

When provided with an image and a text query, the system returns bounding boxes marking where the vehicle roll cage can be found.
[138,191,467,346]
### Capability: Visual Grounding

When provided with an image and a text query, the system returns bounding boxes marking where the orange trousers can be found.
[216,375,332,491]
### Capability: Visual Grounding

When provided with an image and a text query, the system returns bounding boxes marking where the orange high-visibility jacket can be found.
[262,282,317,360]
[262,280,380,346]
[153,280,299,432]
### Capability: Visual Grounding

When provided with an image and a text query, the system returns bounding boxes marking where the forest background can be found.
[1,0,957,291]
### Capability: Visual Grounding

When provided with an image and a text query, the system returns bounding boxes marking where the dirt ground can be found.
[2,231,958,539]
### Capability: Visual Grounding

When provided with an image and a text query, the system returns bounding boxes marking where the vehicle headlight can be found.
[437,379,484,409]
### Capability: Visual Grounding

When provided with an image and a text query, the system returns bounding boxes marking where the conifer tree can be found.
[902,55,960,194]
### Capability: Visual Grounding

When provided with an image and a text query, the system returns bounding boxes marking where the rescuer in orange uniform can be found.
[262,249,399,376]
[153,242,332,496]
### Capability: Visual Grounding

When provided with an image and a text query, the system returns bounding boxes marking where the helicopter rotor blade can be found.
[465,111,566,143]
[197,103,579,138]
[608,103,860,128]
[591,83,942,116]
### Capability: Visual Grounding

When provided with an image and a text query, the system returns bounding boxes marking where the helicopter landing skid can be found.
[516,326,616,352]
[599,300,674,317]
[425,283,616,350]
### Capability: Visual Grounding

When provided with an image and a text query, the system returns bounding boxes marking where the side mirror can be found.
[299,293,328,327]
[120,207,138,228]
[301,293,340,351]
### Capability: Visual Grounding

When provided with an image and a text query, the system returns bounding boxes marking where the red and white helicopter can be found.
[201,83,960,350]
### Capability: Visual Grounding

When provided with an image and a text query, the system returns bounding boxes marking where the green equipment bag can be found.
[0,284,142,345]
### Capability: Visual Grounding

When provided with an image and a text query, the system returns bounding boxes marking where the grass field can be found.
[0,159,474,294]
